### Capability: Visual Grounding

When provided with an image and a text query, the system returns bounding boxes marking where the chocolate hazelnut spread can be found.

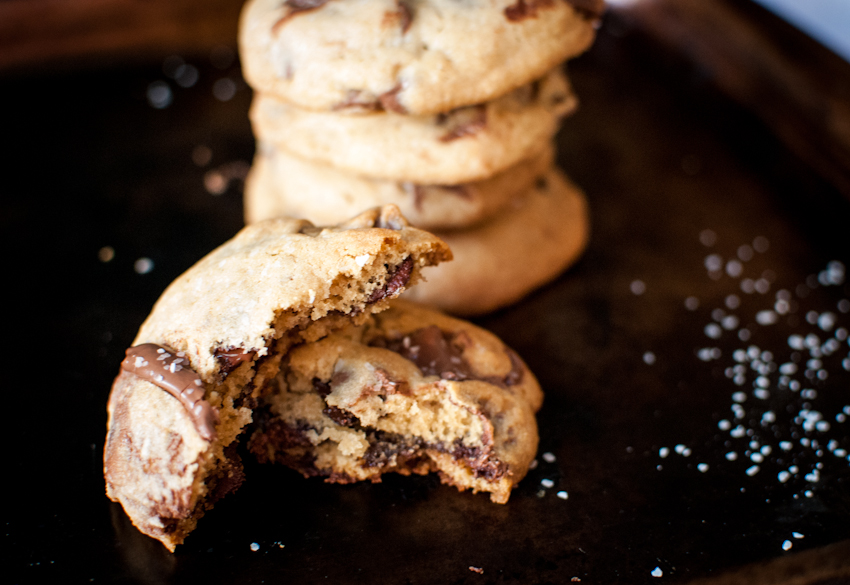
[121,344,219,441]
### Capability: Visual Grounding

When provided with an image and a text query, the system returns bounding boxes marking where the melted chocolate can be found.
[367,256,413,303]
[214,347,256,378]
[121,344,219,441]
[373,327,525,387]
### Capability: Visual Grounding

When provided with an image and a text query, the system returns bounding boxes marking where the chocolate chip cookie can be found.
[239,0,603,116]
[104,206,451,550]
[404,166,590,315]
[244,141,553,230]
[248,299,542,504]
[249,66,576,184]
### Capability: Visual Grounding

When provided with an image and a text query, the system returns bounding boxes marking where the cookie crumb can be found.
[469,566,484,574]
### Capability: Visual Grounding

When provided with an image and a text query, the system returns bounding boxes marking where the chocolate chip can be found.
[367,256,413,303]
[378,84,407,114]
[397,1,413,34]
[438,105,488,142]
[504,0,556,22]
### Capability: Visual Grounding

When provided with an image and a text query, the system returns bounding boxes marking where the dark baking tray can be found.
[6,12,849,585]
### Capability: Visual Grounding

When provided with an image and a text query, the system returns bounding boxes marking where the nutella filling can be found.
[121,344,219,441]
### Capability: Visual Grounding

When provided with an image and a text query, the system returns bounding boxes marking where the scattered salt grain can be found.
[685,296,700,310]
[726,452,738,461]
[542,452,556,463]
[746,465,760,476]
[726,260,743,277]
[756,310,778,325]
[732,392,746,403]
[718,419,732,431]
[250,543,260,552]
[643,352,656,365]
[705,324,722,339]
[557,491,569,500]
[700,229,717,247]
[753,236,769,253]
[541,479,555,489]
[726,294,741,309]
[705,254,723,272]
[698,463,709,472]
[631,280,646,295]
[134,257,154,274]
[778,471,791,483]
[147,81,172,108]
[793,532,804,539]
[659,447,670,458]
[651,567,663,578]
[213,77,237,101]
[782,540,792,551]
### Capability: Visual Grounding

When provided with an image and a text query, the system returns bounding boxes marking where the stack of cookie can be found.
[239,0,604,315]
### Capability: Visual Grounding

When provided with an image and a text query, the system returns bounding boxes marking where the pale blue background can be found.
[752,0,850,61]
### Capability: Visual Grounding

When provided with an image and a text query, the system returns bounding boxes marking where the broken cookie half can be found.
[249,300,542,505]
[104,206,451,551]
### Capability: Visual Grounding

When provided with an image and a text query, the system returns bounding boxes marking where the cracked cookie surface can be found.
[239,0,602,116]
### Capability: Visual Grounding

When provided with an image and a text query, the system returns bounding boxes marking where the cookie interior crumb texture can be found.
[104,206,452,551]
[248,300,541,506]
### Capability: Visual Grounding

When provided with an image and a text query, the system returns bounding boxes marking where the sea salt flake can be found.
[541,479,555,489]
[651,567,663,578]
[718,419,732,431]
[542,452,556,463]
[756,310,778,325]
[726,452,738,461]
[746,465,760,476]
[782,540,792,551]
[557,491,569,500]
[778,471,791,483]
[793,532,804,539]
[250,543,260,552]
[698,463,709,472]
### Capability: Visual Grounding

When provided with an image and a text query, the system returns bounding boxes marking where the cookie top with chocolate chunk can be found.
[105,205,450,551]
[239,0,602,116]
